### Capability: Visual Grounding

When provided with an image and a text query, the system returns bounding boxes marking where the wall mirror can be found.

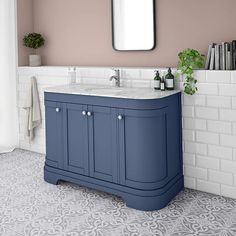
[112,0,156,51]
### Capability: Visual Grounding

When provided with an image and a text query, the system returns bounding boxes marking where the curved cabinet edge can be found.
[44,165,184,211]
[124,177,183,211]
[45,92,181,110]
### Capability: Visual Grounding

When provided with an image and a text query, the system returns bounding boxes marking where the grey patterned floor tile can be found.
[0,149,235,236]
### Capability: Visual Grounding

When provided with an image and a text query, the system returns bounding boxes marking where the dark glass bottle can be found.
[153,70,161,90]
[165,68,174,90]
[160,76,165,91]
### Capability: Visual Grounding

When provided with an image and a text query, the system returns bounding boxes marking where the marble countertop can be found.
[44,84,181,100]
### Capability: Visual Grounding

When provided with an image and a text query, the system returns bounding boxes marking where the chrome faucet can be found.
[110,69,121,87]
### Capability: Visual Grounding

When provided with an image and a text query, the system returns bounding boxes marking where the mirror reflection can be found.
[112,0,155,51]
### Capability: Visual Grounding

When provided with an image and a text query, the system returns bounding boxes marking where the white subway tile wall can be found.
[17,67,236,199]
[196,179,221,195]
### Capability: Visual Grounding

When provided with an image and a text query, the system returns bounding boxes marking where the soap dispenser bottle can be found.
[68,67,77,84]
[165,68,175,90]
[153,70,161,90]
[160,76,165,91]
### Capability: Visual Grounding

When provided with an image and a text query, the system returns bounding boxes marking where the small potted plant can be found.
[177,48,204,95]
[23,33,45,66]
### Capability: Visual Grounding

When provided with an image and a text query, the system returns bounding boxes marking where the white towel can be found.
[23,76,41,141]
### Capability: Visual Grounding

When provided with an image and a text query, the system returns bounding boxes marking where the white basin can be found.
[88,87,124,93]
[44,84,180,100]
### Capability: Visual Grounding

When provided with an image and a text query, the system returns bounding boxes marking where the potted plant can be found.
[177,48,204,95]
[23,33,45,66]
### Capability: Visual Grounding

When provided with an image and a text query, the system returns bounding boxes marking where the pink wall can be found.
[18,0,236,67]
[17,0,34,66]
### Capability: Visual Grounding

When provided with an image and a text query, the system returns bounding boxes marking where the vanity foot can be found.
[44,168,60,185]
[123,177,184,211]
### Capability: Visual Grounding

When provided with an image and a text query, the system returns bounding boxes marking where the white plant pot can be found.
[29,55,41,66]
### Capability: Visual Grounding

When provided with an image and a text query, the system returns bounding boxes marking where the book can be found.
[227,51,231,70]
[219,44,223,70]
[215,44,220,70]
[222,42,226,70]
[226,43,230,70]
[232,40,236,70]
[206,41,236,70]
[230,42,233,70]
[209,47,215,70]
[205,44,213,69]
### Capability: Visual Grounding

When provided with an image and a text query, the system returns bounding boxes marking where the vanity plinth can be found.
[44,85,183,211]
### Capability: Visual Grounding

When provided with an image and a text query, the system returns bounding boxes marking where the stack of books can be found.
[205,41,236,70]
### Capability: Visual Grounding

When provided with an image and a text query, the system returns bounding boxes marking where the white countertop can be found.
[44,84,180,100]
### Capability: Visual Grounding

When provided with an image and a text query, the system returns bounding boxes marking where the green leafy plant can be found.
[177,48,204,95]
[23,33,45,49]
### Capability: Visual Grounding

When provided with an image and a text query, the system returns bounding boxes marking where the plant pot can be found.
[29,55,41,66]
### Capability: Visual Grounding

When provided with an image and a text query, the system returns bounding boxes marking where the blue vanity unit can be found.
[44,84,183,211]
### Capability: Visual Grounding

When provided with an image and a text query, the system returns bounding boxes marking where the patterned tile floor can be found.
[0,149,236,236]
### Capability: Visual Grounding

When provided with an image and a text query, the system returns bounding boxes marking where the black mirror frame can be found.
[111,0,156,52]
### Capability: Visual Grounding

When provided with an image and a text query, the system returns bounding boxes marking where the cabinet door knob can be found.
[82,111,87,116]
[117,115,123,120]
[55,107,61,112]
[87,111,92,117]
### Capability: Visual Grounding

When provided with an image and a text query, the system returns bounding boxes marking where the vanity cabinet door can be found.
[88,106,118,183]
[45,101,64,169]
[64,104,89,175]
[118,108,170,190]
